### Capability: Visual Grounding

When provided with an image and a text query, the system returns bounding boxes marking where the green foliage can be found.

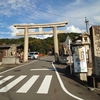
[29,39,45,54]
[0,33,81,54]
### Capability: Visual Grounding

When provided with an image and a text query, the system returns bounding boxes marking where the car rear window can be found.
[29,52,38,55]
[29,53,34,55]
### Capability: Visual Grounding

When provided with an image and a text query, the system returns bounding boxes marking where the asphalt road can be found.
[0,56,99,100]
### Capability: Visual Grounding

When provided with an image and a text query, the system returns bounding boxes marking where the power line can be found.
[15,0,84,19]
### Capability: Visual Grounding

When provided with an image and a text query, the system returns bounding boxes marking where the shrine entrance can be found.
[14,21,68,62]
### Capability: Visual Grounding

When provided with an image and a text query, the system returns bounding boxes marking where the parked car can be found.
[28,52,39,59]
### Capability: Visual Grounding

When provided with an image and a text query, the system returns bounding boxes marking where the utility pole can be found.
[85,17,89,33]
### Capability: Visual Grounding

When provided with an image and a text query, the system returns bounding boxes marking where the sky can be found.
[0,0,100,39]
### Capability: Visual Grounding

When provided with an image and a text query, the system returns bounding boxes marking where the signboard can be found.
[73,46,87,73]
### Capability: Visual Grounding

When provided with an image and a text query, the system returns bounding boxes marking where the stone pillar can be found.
[90,26,100,75]
[53,26,59,62]
[24,28,28,62]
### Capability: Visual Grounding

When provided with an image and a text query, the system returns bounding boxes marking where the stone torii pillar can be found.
[24,28,28,62]
[14,21,68,62]
[53,26,59,62]
[53,26,58,54]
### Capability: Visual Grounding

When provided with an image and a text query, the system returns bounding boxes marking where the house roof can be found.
[60,35,72,46]
[72,32,90,42]
[71,32,90,46]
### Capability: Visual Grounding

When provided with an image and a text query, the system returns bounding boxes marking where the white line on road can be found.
[0,76,3,78]
[0,75,27,92]
[30,68,54,71]
[37,75,52,94]
[52,62,84,100]
[16,75,39,93]
[0,76,14,85]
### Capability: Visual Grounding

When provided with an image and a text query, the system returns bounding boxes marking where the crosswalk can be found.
[0,75,52,94]
[0,76,3,78]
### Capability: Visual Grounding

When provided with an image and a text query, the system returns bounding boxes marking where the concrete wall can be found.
[2,57,20,64]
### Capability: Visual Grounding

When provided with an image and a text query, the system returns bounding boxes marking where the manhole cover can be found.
[14,69,21,72]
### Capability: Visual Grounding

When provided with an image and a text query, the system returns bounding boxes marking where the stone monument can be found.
[5,44,16,57]
[90,26,100,76]
[90,26,100,88]
[2,44,20,64]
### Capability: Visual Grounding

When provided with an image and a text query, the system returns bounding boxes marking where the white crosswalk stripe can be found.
[37,75,52,94]
[0,76,14,85]
[0,75,52,94]
[0,75,27,92]
[0,76,3,78]
[16,75,39,93]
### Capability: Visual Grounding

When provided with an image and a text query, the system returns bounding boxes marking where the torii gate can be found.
[14,21,68,62]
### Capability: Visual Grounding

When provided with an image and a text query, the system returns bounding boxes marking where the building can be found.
[59,36,72,64]
[59,35,72,56]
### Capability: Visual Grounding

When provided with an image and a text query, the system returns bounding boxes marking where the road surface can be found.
[0,56,99,100]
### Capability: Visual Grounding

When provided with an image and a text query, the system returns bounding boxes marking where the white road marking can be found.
[0,76,3,78]
[0,76,14,85]
[37,75,52,94]
[0,75,27,92]
[16,75,39,93]
[52,62,84,100]
[30,68,54,71]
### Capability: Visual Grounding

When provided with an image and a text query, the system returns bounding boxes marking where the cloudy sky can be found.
[0,0,100,39]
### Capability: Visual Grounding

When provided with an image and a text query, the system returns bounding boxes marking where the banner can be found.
[73,46,87,72]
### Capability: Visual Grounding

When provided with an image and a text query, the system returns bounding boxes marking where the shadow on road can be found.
[53,62,88,87]
[39,59,53,62]
[40,58,87,87]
